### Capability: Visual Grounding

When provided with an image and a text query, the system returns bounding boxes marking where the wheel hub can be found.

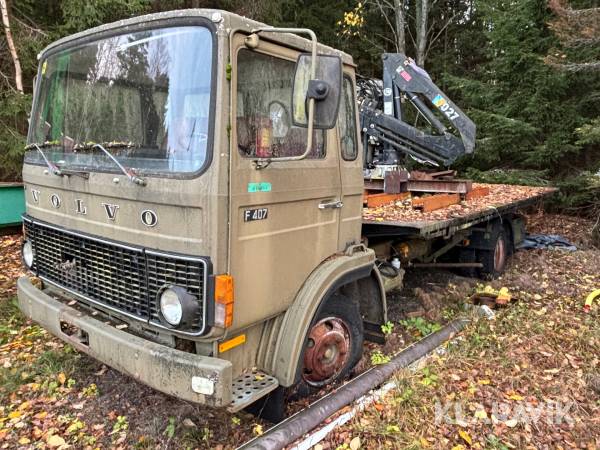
[302,317,351,385]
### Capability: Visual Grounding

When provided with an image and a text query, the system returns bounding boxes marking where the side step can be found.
[227,369,279,412]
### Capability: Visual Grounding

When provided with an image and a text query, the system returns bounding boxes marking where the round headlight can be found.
[160,288,183,326]
[22,240,34,268]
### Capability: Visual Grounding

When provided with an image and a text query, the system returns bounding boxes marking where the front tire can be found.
[298,292,364,394]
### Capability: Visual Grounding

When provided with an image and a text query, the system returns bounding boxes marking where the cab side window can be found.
[338,76,358,161]
[236,49,325,159]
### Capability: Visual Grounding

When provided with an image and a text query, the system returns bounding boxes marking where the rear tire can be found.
[478,229,509,278]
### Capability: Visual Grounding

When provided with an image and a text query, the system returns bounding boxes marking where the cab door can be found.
[229,34,343,331]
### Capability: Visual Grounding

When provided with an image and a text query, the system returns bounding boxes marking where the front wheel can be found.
[298,292,364,392]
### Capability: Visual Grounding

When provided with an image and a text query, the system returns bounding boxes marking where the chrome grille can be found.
[23,217,208,334]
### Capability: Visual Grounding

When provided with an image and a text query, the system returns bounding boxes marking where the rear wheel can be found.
[478,229,509,278]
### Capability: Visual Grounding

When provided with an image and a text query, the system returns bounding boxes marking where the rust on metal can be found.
[412,193,460,212]
[302,317,351,385]
[383,170,409,193]
[364,192,410,208]
[465,185,490,201]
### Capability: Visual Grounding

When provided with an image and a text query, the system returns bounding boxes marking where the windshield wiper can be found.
[26,142,89,179]
[92,143,146,186]
[28,143,63,176]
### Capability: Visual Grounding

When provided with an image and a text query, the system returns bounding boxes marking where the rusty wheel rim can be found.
[302,317,351,386]
[494,236,506,273]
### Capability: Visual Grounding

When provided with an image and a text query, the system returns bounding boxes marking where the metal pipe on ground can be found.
[411,262,483,269]
[238,317,471,450]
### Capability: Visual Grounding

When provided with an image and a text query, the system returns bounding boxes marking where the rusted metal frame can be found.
[421,230,468,263]
[412,193,460,212]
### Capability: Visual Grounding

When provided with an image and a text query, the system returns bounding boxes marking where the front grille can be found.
[23,217,209,335]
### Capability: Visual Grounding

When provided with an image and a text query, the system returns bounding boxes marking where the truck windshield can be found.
[25,25,214,175]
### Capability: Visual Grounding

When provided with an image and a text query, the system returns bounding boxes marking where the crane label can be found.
[433,95,460,120]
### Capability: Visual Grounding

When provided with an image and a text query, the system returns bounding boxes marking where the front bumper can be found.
[17,276,232,407]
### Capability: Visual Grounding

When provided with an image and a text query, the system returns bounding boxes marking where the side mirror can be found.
[292,53,342,129]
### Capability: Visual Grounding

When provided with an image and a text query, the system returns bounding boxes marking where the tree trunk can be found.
[415,0,429,66]
[0,0,22,93]
[393,0,406,54]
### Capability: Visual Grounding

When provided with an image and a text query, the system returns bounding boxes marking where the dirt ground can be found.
[0,212,598,449]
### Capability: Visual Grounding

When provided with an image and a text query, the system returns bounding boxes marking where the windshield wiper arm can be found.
[92,143,146,186]
[29,143,63,177]
[26,142,89,179]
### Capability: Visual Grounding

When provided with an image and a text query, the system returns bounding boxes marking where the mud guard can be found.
[269,246,386,386]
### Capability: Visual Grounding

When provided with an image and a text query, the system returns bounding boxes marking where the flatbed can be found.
[362,183,556,239]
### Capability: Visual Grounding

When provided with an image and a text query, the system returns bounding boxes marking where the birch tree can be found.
[0,0,22,93]
[415,0,429,66]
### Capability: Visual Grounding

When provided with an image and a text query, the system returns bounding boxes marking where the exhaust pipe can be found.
[238,317,470,450]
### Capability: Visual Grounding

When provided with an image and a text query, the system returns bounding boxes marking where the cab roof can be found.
[39,9,355,66]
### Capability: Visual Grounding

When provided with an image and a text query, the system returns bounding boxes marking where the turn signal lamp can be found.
[214,275,234,328]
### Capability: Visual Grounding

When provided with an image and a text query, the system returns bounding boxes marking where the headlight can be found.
[22,240,34,268]
[158,286,198,328]
[160,288,183,326]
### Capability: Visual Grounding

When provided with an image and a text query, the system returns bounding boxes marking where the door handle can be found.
[318,199,344,209]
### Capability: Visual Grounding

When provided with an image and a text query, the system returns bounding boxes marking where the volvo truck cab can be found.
[18,9,387,415]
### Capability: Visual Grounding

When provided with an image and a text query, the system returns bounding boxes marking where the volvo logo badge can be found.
[102,203,119,221]
[50,194,61,209]
[31,189,40,203]
[140,209,158,227]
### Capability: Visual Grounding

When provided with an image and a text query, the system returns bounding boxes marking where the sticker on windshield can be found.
[247,182,272,193]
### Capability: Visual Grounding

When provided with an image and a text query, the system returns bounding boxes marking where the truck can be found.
[17,9,553,421]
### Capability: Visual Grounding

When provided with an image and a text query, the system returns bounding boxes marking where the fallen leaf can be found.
[350,436,361,450]
[505,419,518,428]
[47,434,66,448]
[57,373,66,385]
[459,430,472,446]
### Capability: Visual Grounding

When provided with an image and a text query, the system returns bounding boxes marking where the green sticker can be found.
[248,182,272,193]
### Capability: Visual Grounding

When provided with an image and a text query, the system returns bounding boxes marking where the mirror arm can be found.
[249,27,318,166]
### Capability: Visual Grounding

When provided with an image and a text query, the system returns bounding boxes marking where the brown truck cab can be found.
[17,9,386,414]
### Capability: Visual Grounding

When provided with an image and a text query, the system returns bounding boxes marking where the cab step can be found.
[227,369,279,412]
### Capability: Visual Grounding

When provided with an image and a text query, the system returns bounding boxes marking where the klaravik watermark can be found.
[435,399,575,426]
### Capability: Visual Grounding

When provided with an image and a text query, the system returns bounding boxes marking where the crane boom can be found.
[359,53,476,168]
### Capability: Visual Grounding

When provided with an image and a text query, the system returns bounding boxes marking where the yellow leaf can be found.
[8,411,21,419]
[252,424,263,436]
[451,446,466,450]
[18,437,31,445]
[18,401,30,411]
[509,394,523,401]
[58,373,67,385]
[459,430,472,446]
[47,434,66,448]
[420,437,431,447]
[477,379,490,385]
[34,411,48,420]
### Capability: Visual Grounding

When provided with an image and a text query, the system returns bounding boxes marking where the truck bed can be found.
[362,183,556,239]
